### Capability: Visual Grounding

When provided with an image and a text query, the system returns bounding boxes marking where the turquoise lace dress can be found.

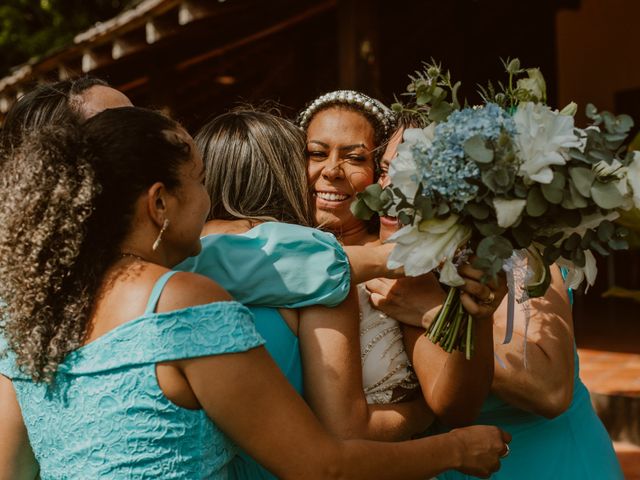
[176,222,350,480]
[0,271,265,479]
[436,349,623,479]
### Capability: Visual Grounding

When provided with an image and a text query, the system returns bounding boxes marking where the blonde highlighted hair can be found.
[195,109,315,227]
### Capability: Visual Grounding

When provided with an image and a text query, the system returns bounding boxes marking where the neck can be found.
[332,221,376,246]
[203,218,257,236]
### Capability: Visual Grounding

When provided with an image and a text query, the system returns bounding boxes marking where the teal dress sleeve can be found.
[176,222,351,308]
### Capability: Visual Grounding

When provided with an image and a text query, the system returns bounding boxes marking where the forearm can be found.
[364,398,434,441]
[333,433,462,480]
[492,334,574,417]
[345,244,402,284]
[405,318,494,427]
[491,265,575,418]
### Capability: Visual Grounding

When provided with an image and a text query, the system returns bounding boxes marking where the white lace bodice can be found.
[358,284,419,404]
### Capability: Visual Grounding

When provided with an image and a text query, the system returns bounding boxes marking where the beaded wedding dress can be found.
[358,285,419,404]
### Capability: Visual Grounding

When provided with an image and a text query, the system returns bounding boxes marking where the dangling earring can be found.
[152,219,170,251]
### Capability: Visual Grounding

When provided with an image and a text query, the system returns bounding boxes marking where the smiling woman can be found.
[300,90,395,244]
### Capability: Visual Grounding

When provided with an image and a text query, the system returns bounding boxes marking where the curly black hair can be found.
[0,107,191,382]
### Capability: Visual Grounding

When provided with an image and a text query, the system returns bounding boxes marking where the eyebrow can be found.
[307,140,369,152]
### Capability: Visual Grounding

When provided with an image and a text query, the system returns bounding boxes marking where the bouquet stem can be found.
[426,287,474,359]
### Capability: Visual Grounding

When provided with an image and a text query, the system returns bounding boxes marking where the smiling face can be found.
[306,107,376,236]
[378,127,404,242]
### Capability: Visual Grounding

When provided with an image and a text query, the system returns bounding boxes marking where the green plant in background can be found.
[0,0,138,77]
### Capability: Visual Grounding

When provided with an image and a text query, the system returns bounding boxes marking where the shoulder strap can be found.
[144,271,178,314]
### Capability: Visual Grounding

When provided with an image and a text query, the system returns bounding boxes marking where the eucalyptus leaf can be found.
[569,148,589,163]
[414,196,434,220]
[437,203,450,215]
[569,167,594,197]
[464,136,494,164]
[350,198,375,220]
[589,239,609,256]
[541,183,563,204]
[512,224,534,248]
[571,248,586,268]
[474,220,505,237]
[608,238,628,250]
[615,114,634,134]
[416,90,432,106]
[398,211,411,225]
[492,236,514,259]
[588,149,613,164]
[476,237,495,259]
[585,103,599,121]
[597,220,615,242]
[581,229,596,249]
[526,187,548,217]
[568,181,589,208]
[466,202,490,220]
[429,101,453,122]
[472,257,493,272]
[543,245,562,264]
[591,181,625,209]
[494,168,512,188]
[563,232,581,251]
[513,183,528,198]
[361,183,384,211]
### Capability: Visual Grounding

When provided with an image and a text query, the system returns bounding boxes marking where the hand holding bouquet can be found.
[352,59,640,358]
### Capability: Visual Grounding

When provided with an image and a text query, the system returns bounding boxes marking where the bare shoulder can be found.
[157,271,233,313]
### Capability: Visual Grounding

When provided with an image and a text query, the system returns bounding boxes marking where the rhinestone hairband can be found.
[298,90,396,137]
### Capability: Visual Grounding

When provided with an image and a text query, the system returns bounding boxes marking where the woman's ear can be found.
[147,182,168,228]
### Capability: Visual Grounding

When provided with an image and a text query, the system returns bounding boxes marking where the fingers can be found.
[459,278,493,303]
[458,262,484,281]
[369,292,386,309]
[364,278,393,296]
[501,429,512,444]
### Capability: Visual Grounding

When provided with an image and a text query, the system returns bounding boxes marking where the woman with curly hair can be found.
[0,106,510,479]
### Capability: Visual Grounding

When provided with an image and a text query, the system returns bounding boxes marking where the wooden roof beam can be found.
[146,12,180,44]
[82,48,112,73]
[178,0,219,25]
[112,29,148,60]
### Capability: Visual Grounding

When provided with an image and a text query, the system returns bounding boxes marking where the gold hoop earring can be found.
[152,219,170,251]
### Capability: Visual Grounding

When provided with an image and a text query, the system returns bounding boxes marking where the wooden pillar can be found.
[337,0,381,97]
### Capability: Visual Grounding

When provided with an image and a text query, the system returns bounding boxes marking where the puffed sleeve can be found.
[176,222,350,308]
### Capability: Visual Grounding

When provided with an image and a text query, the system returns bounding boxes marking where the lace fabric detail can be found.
[358,285,419,404]
[8,301,264,479]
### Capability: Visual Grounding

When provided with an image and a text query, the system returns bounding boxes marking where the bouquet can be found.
[352,59,640,358]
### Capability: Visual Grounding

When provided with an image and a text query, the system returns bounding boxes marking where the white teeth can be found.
[316,192,348,201]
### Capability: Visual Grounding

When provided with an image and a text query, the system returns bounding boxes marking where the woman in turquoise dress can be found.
[186,109,515,479]
[365,122,624,479]
[0,106,510,479]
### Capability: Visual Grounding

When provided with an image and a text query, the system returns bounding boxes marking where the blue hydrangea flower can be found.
[413,103,516,211]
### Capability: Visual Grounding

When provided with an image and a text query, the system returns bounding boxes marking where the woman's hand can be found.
[450,425,511,478]
[457,262,508,321]
[365,273,446,329]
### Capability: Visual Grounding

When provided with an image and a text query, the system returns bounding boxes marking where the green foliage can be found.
[0,0,136,77]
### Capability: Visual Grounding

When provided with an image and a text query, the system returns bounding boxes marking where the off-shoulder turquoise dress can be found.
[0,271,265,479]
[436,349,623,480]
[175,222,351,479]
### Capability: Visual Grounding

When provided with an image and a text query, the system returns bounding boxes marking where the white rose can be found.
[514,102,582,184]
[386,215,471,283]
